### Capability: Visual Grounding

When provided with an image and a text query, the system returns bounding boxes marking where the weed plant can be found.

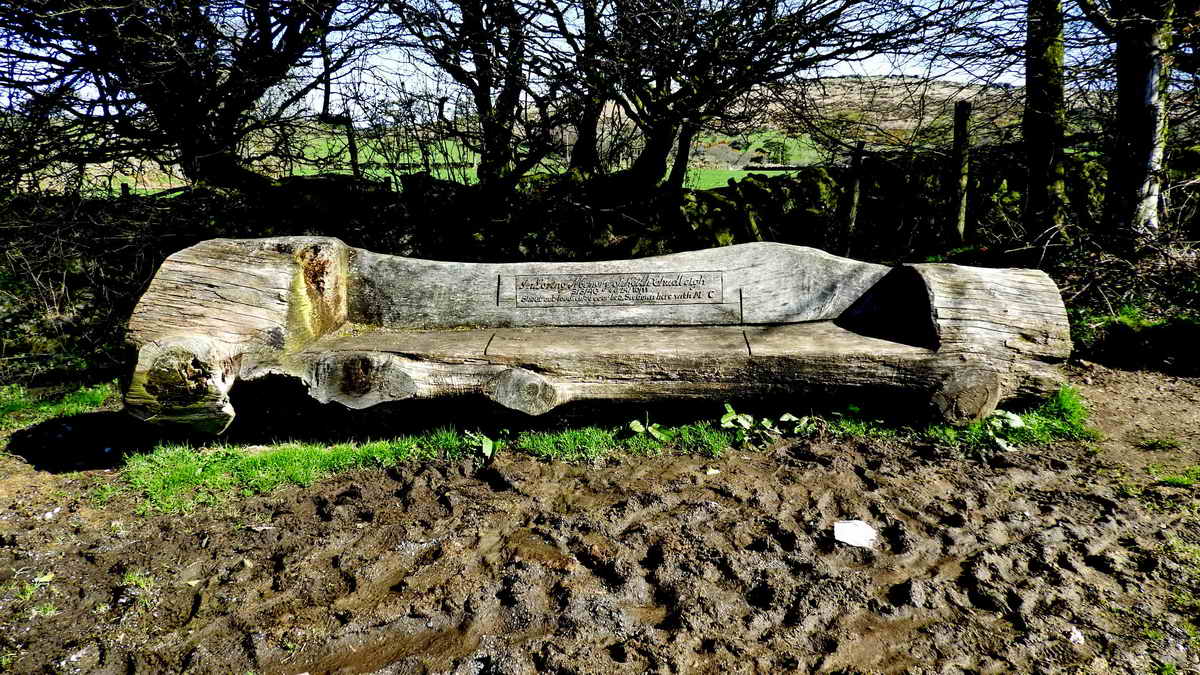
[923,386,1097,458]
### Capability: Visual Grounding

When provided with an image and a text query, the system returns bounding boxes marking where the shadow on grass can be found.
[6,373,932,473]
[218,375,932,445]
[6,410,163,473]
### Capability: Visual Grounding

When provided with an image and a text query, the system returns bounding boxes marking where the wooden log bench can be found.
[123,237,1071,434]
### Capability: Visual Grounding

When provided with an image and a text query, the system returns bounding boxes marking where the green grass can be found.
[1,380,1096,514]
[675,422,735,458]
[922,386,1099,455]
[116,422,735,513]
[1149,465,1200,487]
[116,389,1093,514]
[122,437,439,513]
[120,570,158,608]
[29,603,58,618]
[687,169,801,190]
[515,426,617,462]
[0,381,117,433]
[1138,437,1183,451]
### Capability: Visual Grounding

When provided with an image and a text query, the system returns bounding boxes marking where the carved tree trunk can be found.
[126,238,1071,433]
[125,238,348,433]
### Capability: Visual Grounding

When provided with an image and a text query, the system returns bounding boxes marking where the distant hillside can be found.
[763,75,1025,150]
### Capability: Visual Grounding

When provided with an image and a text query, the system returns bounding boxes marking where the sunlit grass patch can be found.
[0,380,117,432]
[922,386,1099,456]
[515,426,617,462]
[1148,465,1200,487]
[109,387,1099,514]
[675,422,734,458]
[123,437,429,514]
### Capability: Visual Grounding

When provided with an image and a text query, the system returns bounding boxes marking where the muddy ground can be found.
[2,365,1200,674]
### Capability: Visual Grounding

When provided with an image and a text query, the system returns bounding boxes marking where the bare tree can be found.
[387,0,568,191]
[0,0,381,189]
[592,1,929,189]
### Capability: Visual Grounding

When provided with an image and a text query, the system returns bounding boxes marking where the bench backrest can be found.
[349,242,891,329]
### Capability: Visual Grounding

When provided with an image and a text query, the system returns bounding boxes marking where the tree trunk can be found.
[666,121,698,192]
[569,98,604,175]
[950,101,972,244]
[1107,0,1174,250]
[126,238,1072,433]
[843,141,865,256]
[568,0,604,176]
[1024,0,1070,240]
[184,148,272,191]
[626,123,678,186]
[345,113,361,180]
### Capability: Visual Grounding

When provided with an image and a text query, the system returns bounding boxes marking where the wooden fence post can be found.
[844,140,865,255]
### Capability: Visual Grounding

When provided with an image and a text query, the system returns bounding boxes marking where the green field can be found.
[686,169,801,190]
[78,126,826,194]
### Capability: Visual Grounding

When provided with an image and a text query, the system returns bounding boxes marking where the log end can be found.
[307,352,417,409]
[487,368,562,415]
[123,338,238,435]
[931,368,1002,426]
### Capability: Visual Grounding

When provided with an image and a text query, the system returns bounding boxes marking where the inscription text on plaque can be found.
[514,271,724,307]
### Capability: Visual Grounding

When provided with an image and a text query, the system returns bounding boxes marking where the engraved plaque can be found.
[514,271,724,307]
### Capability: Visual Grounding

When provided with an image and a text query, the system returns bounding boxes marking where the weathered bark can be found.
[1024,0,1070,240]
[486,368,562,415]
[125,237,349,432]
[126,239,1071,433]
[124,337,240,434]
[910,262,1072,414]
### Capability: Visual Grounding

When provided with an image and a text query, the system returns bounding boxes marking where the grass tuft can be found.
[515,427,616,462]
[1138,437,1183,451]
[0,381,117,432]
[923,386,1099,456]
[675,422,734,458]
[1149,465,1200,487]
[123,438,431,514]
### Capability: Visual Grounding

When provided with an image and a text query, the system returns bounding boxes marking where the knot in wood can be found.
[145,348,213,406]
[489,368,559,415]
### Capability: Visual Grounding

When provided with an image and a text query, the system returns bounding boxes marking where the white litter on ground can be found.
[833,520,878,549]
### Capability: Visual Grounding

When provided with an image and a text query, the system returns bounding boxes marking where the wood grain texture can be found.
[123,237,1072,431]
[350,242,889,328]
[125,237,349,427]
[268,324,939,414]
[910,262,1071,419]
[124,336,239,434]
